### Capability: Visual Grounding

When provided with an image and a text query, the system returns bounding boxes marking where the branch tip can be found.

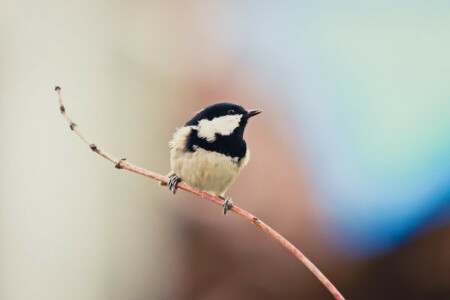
[55,86,61,91]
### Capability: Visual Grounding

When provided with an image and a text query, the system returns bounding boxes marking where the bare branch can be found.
[55,86,345,300]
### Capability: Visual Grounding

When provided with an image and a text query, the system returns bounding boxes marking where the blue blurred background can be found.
[218,1,450,255]
[1,1,449,299]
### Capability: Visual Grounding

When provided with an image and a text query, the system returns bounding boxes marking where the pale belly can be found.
[170,147,243,197]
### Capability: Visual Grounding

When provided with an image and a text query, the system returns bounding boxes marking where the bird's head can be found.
[185,102,262,142]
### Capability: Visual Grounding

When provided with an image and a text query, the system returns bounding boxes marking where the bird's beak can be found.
[247,109,263,118]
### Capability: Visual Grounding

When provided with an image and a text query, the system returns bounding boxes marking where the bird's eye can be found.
[228,109,235,114]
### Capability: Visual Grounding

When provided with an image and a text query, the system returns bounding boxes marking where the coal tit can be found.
[161,102,262,214]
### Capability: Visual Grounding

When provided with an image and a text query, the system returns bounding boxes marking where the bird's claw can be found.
[222,197,233,215]
[168,175,181,194]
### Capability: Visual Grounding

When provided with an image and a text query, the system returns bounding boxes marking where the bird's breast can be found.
[171,147,248,196]
[169,126,250,196]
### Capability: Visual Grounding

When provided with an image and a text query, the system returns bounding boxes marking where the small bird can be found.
[161,102,262,215]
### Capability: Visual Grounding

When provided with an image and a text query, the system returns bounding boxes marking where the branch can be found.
[55,86,345,300]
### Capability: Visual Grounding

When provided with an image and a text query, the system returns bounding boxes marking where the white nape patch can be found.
[194,114,242,142]
[169,126,192,150]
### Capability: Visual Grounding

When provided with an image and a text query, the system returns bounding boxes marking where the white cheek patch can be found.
[195,114,242,142]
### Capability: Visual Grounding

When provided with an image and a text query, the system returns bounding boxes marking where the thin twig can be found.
[55,86,345,300]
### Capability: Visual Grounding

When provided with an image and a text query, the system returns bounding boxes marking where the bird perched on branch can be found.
[161,103,262,215]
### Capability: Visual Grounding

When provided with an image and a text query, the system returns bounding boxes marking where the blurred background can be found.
[1,1,449,299]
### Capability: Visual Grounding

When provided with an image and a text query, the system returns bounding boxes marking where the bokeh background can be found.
[1,1,449,299]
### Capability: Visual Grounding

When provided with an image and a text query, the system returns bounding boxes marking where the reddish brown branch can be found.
[55,86,345,300]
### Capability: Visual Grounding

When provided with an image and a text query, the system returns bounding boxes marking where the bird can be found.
[161,102,262,215]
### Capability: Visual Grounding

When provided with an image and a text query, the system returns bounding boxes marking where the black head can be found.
[184,102,262,159]
[186,103,244,125]
[186,102,261,131]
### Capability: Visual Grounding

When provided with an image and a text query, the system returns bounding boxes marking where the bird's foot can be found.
[168,175,181,194]
[220,197,233,215]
